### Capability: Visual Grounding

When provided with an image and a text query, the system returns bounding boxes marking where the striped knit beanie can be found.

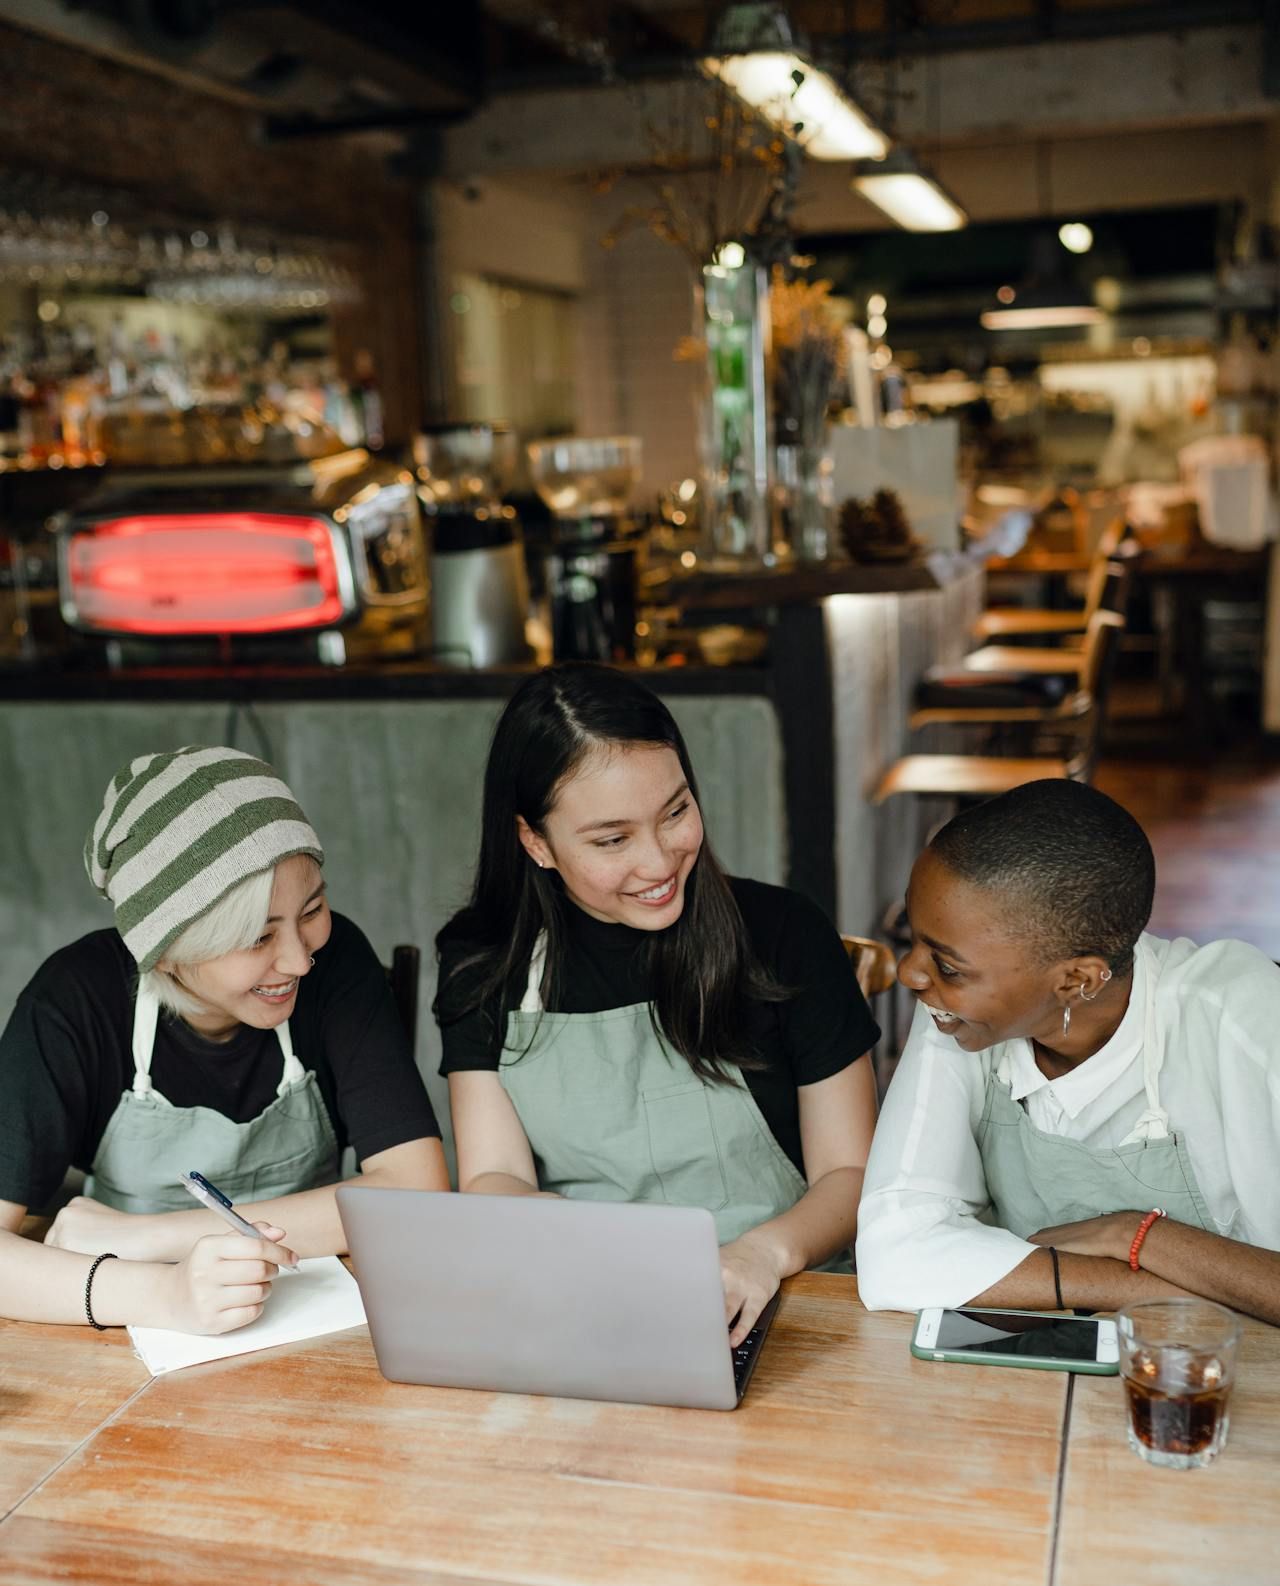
[85,746,324,972]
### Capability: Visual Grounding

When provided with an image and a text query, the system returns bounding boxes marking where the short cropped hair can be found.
[929,780,1155,973]
[143,866,275,1017]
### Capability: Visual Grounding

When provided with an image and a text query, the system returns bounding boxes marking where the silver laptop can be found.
[336,1187,780,1411]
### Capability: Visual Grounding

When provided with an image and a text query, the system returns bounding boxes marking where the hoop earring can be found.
[309,955,315,967]
[1062,1003,1071,1037]
[1078,966,1112,1003]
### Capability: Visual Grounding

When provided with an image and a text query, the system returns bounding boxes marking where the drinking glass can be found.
[1116,1299,1241,1469]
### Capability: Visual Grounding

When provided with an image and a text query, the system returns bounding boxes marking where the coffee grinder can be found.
[527,436,642,664]
[415,423,531,667]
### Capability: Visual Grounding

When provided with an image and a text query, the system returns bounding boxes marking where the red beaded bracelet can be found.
[1128,1208,1166,1271]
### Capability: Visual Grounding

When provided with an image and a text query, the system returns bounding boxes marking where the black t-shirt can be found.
[0,911,440,1212]
[438,877,879,1175]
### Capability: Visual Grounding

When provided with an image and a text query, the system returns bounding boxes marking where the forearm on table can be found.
[739,1166,863,1277]
[145,1142,449,1259]
[0,1229,171,1327]
[969,1247,1185,1311]
[1126,1219,1280,1325]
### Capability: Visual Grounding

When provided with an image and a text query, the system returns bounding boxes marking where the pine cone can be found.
[840,492,921,563]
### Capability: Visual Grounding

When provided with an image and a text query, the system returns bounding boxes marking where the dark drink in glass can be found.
[1117,1301,1240,1469]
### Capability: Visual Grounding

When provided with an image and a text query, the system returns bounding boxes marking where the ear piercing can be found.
[1078,967,1112,1003]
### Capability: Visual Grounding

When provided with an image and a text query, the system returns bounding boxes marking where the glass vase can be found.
[775,435,835,562]
[697,260,772,564]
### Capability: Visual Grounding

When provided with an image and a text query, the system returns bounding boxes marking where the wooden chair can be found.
[841,935,897,999]
[910,605,1124,734]
[841,935,901,1096]
[386,944,421,1047]
[972,516,1124,642]
[873,610,1125,804]
[961,559,1130,678]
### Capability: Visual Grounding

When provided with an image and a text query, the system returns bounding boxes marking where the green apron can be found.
[84,981,339,1215]
[500,933,848,1266]
[976,937,1214,1238]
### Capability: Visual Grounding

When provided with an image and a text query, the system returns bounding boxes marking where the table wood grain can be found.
[1055,1314,1280,1586]
[0,1319,148,1519]
[0,1276,1068,1586]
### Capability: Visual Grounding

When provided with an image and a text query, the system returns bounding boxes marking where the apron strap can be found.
[132,984,305,1099]
[1120,939,1170,1143]
[130,982,161,1096]
[274,1019,306,1097]
[519,933,547,1014]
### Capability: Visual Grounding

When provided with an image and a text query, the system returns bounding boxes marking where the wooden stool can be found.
[973,517,1125,642]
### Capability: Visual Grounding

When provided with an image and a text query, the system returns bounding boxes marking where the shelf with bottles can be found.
[0,296,384,471]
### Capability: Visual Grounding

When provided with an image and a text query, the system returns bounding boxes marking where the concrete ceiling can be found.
[0,0,484,127]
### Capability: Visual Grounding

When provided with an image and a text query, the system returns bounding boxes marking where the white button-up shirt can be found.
[856,933,1280,1312]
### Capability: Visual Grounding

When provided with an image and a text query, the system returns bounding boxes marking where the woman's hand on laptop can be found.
[720,1230,786,1347]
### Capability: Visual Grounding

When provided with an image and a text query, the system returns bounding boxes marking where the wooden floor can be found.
[1096,750,1280,957]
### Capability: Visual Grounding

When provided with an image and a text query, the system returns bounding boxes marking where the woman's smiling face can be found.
[170,855,331,1039]
[897,848,1066,1051]
[518,742,704,929]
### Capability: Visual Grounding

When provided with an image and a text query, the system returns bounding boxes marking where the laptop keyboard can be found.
[730,1291,782,1399]
[731,1323,767,1394]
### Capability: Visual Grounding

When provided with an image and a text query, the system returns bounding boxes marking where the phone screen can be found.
[935,1309,1100,1361]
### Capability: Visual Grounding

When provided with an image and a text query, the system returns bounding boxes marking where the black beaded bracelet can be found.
[1049,1245,1065,1311]
[85,1251,118,1331]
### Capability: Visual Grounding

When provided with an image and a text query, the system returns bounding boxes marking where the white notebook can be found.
[128,1256,367,1376]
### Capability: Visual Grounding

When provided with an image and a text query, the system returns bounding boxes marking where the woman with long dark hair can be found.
[435,664,879,1344]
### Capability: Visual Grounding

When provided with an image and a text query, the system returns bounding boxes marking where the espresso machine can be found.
[416,424,530,667]
[526,436,642,664]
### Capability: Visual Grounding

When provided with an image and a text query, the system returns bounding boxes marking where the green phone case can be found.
[909,1308,1120,1375]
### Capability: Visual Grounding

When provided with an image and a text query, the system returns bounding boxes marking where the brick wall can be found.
[0,21,423,439]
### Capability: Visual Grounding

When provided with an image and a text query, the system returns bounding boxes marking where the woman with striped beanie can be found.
[0,746,446,1335]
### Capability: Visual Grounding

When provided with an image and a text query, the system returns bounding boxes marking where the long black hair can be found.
[434,663,786,1081]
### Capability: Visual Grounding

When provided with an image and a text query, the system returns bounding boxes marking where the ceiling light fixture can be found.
[851,151,967,233]
[703,3,889,162]
[981,228,1103,330]
[981,150,1102,330]
[980,299,1105,330]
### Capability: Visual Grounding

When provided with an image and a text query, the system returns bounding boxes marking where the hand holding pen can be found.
[180,1171,300,1274]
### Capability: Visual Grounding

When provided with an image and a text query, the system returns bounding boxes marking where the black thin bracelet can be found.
[85,1252,118,1331]
[1049,1246,1065,1311]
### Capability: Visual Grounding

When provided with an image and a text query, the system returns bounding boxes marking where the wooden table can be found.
[1057,1312,1280,1586]
[0,1277,1275,1586]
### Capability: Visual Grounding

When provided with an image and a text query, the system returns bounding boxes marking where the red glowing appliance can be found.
[58,509,360,637]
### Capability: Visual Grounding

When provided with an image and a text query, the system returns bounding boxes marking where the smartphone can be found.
[911,1306,1119,1374]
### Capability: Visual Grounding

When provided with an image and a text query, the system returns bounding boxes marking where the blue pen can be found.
[179,1170,299,1273]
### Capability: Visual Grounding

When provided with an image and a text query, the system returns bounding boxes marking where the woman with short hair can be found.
[0,745,447,1333]
[436,663,880,1346]
[857,778,1280,1324]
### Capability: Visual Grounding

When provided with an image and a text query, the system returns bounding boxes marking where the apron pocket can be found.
[246,1141,336,1196]
[641,1081,730,1212]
